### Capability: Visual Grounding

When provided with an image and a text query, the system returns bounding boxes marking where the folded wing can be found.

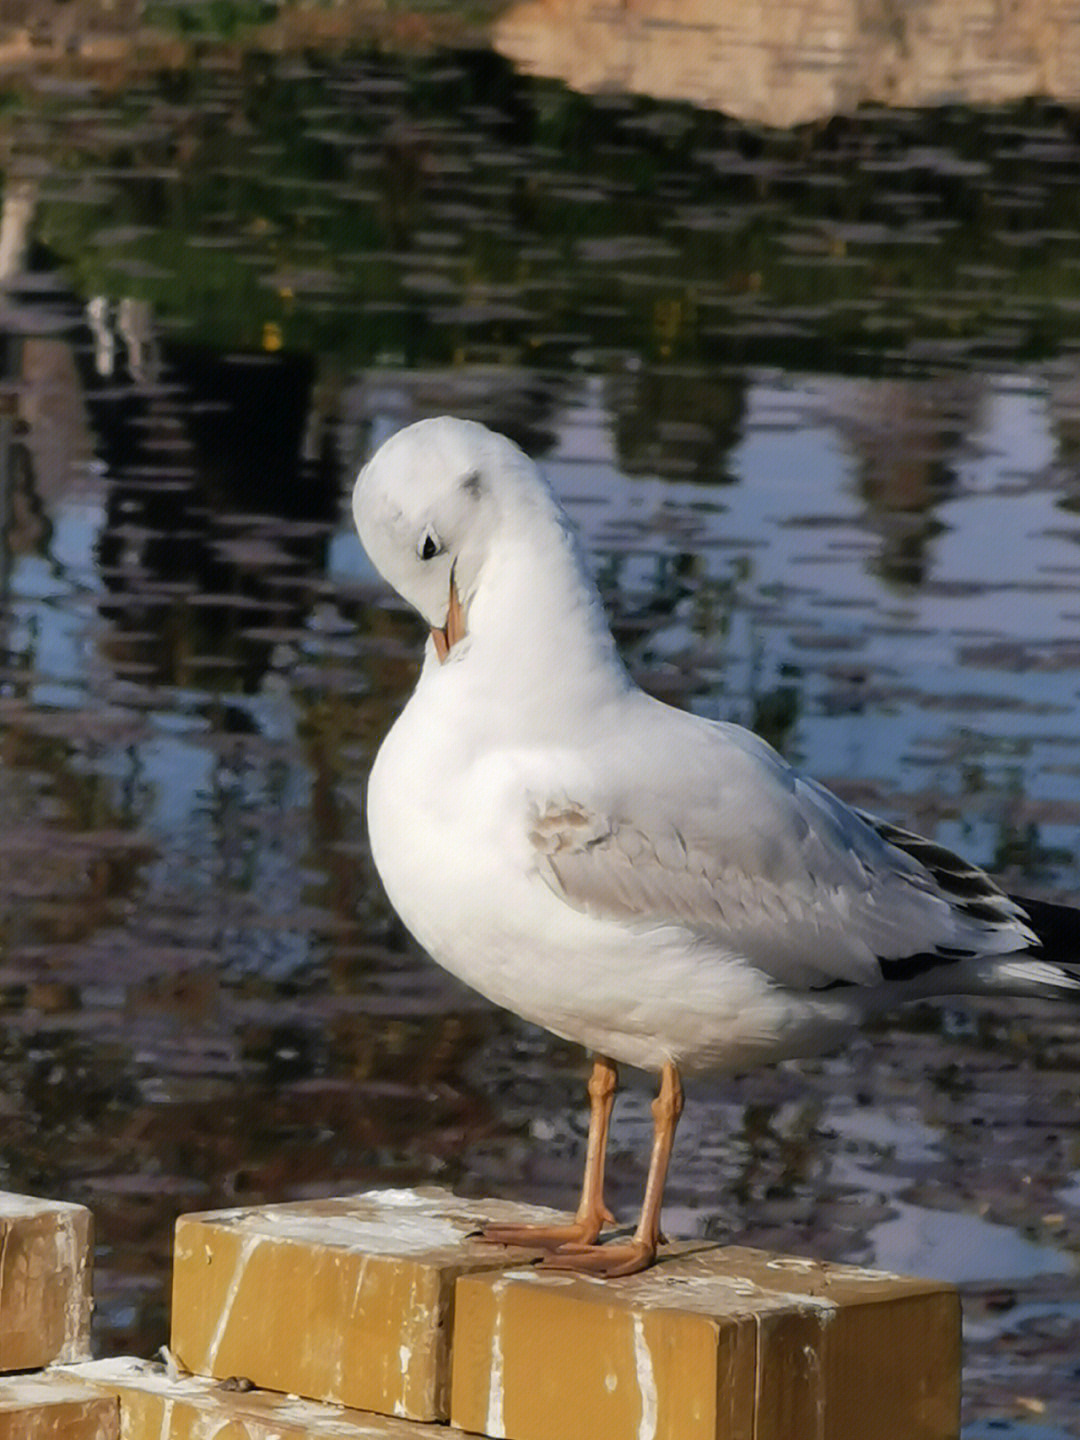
[526,709,1036,992]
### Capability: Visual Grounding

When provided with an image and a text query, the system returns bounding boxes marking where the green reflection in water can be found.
[8,52,1079,375]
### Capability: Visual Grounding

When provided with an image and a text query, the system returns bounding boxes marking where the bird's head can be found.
[354,417,532,661]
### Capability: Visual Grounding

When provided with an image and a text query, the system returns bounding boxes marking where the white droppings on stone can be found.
[194,1207,249,1224]
[764,1254,900,1283]
[334,1251,370,1395]
[717,1277,758,1297]
[628,1270,762,1309]
[51,1207,93,1362]
[353,1189,428,1208]
[244,1211,465,1255]
[788,1293,838,1315]
[182,1189,571,1265]
[0,1192,86,1218]
[204,1413,238,1440]
[604,1373,618,1393]
[0,1377,106,1407]
[485,1297,505,1438]
[206,1230,261,1367]
[492,1268,581,1287]
[632,1313,658,1440]
[59,1358,151,1383]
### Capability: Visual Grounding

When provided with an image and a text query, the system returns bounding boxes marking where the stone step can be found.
[0,1194,93,1373]
[451,1241,961,1440]
[6,1362,444,1440]
[169,1188,559,1422]
[0,1375,116,1440]
[1,1185,962,1439]
[168,1187,960,1439]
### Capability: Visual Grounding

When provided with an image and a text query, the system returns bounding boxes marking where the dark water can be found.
[1,39,1080,1435]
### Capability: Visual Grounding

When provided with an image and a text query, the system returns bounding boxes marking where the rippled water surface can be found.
[1,26,1080,1435]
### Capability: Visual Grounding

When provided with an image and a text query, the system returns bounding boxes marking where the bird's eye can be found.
[418,528,443,561]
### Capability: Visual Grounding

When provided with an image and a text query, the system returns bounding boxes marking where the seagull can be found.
[353,415,1080,1277]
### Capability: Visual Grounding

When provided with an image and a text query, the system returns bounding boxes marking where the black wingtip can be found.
[1011,895,1080,967]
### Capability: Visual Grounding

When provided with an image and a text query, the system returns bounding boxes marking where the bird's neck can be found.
[459,509,632,730]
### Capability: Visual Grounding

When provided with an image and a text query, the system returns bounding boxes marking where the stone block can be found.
[55,1362,440,1440]
[170,1188,562,1422]
[0,1376,117,1440]
[0,1193,93,1371]
[450,1243,961,1440]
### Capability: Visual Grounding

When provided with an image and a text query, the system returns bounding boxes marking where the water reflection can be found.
[495,0,1080,125]
[0,39,1078,1431]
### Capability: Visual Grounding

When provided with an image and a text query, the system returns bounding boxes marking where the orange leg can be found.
[544,1060,683,1277]
[481,1054,618,1251]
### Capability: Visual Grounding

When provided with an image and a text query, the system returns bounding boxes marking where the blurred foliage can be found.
[145,0,280,38]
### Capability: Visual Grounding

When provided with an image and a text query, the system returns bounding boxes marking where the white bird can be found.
[353,415,1080,1276]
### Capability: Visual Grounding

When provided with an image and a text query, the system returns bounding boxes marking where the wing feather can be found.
[525,708,1036,992]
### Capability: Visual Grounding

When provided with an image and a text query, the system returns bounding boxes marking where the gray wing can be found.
[526,710,1035,992]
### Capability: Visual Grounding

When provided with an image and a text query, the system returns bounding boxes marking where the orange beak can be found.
[431,574,465,663]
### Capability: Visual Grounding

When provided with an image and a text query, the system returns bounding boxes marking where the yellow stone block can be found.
[0,1378,117,1440]
[170,1188,563,1422]
[0,1193,93,1371]
[451,1244,961,1440]
[55,1361,444,1440]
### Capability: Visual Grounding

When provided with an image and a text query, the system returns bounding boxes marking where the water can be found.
[0,23,1079,1433]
